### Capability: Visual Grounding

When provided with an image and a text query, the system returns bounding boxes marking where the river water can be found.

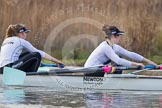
[0,85,162,108]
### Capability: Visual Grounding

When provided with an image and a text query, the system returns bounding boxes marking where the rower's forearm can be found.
[131,62,144,67]
[143,58,157,65]
[43,53,62,64]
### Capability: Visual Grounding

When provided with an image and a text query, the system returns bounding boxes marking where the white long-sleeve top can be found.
[0,36,45,68]
[84,41,144,67]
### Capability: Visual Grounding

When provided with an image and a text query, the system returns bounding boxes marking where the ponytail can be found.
[102,25,112,39]
[5,25,19,38]
[5,24,26,39]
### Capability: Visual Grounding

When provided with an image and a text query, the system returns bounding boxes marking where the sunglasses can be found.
[114,34,120,37]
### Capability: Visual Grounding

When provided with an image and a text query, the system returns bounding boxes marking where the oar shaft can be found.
[103,66,141,73]
[27,66,138,75]
[114,66,141,70]
[27,65,162,75]
[27,68,104,75]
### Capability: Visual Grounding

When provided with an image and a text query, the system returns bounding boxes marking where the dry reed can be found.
[0,0,162,59]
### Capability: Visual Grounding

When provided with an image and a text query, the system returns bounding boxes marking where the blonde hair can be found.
[5,24,25,38]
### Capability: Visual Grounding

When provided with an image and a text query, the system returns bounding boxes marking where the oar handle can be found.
[144,65,155,69]
[144,65,162,70]
[40,63,65,68]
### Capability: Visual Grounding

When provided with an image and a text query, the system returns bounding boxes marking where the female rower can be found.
[0,24,64,73]
[84,25,157,76]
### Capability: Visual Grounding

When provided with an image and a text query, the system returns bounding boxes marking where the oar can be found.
[3,66,109,85]
[1,65,125,85]
[27,65,142,75]
[40,63,65,68]
[29,65,162,75]
[3,66,107,85]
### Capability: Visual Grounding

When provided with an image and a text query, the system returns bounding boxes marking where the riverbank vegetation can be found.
[0,0,162,66]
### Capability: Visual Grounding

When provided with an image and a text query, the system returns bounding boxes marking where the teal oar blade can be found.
[3,67,26,85]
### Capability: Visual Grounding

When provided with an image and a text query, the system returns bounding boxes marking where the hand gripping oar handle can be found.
[103,65,162,73]
[144,65,162,70]
[129,65,162,74]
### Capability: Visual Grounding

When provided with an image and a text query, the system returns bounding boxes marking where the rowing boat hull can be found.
[1,74,162,91]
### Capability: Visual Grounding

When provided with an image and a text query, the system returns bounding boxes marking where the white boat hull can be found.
[1,74,162,91]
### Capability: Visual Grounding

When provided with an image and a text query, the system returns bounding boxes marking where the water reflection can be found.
[2,89,25,104]
[1,87,85,107]
[84,92,162,108]
[1,87,162,108]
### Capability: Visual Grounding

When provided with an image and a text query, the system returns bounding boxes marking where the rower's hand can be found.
[56,63,65,68]
[143,58,158,68]
[55,60,65,68]
[155,65,159,69]
[149,62,158,69]
[132,62,145,69]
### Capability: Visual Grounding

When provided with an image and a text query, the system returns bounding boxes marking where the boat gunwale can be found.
[25,74,162,79]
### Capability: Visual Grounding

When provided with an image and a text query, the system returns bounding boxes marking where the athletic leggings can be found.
[0,52,41,73]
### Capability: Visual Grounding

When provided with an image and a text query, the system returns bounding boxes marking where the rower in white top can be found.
[0,24,64,74]
[84,25,157,77]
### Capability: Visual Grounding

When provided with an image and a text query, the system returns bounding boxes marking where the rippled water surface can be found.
[0,85,162,108]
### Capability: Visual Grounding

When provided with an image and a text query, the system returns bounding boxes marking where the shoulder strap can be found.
[104,41,112,64]
[106,41,113,49]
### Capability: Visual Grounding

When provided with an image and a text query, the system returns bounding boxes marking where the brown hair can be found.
[5,24,25,38]
[102,25,112,39]
[102,25,123,39]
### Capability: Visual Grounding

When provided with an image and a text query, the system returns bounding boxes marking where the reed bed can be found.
[0,0,162,64]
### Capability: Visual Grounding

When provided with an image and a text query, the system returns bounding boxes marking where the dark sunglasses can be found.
[114,34,120,37]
